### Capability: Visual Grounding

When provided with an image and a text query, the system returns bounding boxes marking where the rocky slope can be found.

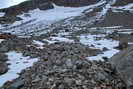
[0,0,133,89]
[0,34,125,89]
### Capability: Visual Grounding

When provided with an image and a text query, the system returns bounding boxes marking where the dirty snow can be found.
[0,51,38,87]
[79,34,119,60]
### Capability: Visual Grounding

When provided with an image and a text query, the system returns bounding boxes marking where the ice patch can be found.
[0,51,38,87]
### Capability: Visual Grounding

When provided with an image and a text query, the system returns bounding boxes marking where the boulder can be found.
[38,2,54,10]
[0,62,8,75]
[110,46,133,89]
[8,79,24,89]
[0,45,10,52]
[0,53,8,62]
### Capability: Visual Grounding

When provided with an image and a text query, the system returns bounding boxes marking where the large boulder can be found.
[110,46,133,89]
[0,62,8,75]
[38,2,54,10]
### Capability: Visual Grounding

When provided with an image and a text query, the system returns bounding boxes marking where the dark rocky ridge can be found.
[91,9,133,29]
[51,0,100,7]
[0,0,54,16]
[0,0,100,17]
[0,0,54,24]
[0,0,100,24]
[113,0,133,6]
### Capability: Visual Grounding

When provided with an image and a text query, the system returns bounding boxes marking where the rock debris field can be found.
[0,0,133,89]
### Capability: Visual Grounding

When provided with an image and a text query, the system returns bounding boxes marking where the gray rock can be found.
[38,2,54,10]
[96,72,106,81]
[0,53,8,62]
[65,59,73,68]
[110,46,133,89]
[0,62,8,75]
[64,78,75,86]
[0,45,10,52]
[8,79,24,89]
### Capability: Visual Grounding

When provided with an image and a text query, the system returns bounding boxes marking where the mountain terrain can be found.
[0,0,133,89]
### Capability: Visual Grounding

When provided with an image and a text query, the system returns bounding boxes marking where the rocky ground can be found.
[0,0,133,89]
[0,21,131,89]
[0,34,126,89]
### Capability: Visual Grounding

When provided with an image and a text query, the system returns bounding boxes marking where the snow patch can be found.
[79,34,119,60]
[0,39,4,43]
[0,51,38,87]
[43,37,74,44]
[112,3,133,11]
[50,37,74,43]
[0,12,5,17]
[32,40,45,49]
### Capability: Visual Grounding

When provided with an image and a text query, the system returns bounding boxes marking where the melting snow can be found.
[50,37,74,43]
[43,37,74,44]
[0,51,38,87]
[32,40,45,49]
[79,34,119,60]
